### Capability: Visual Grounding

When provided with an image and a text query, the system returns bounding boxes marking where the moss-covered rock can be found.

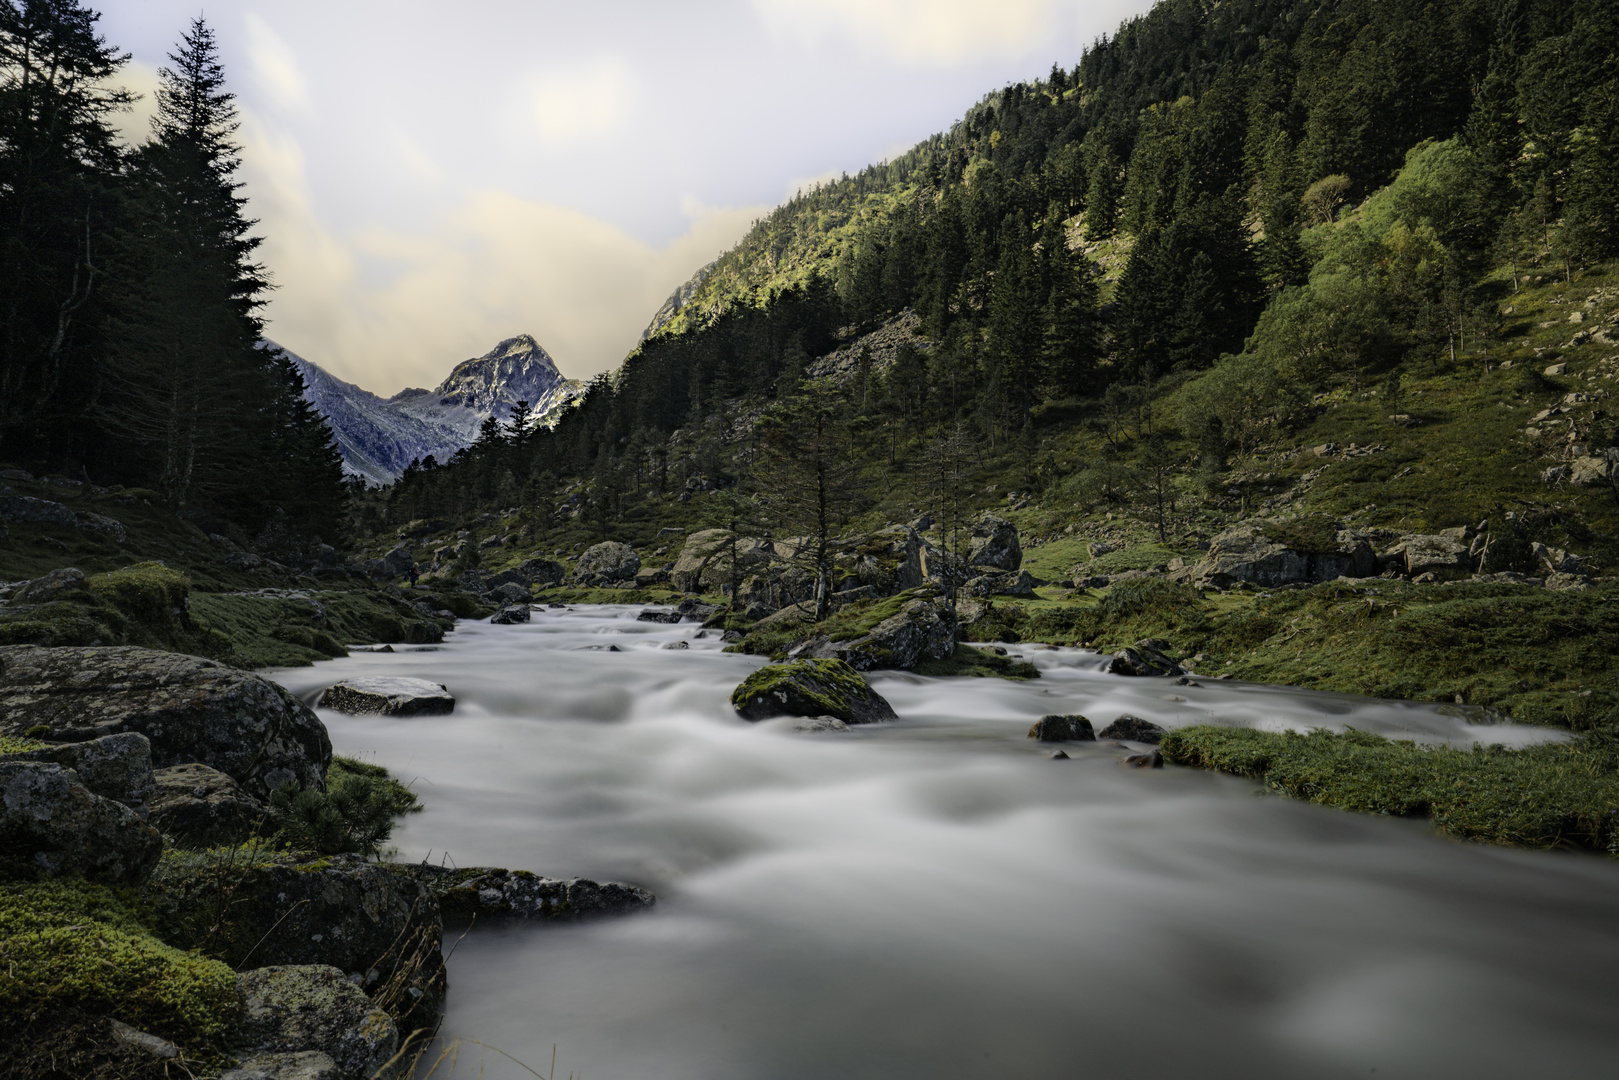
[235,964,397,1080]
[0,878,242,1053]
[730,658,897,724]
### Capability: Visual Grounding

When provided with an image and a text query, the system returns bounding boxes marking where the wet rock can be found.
[731,658,897,724]
[968,514,1022,571]
[149,762,269,847]
[792,716,851,733]
[9,566,88,605]
[791,598,955,672]
[574,541,640,584]
[1123,750,1165,768]
[661,639,689,649]
[490,603,530,625]
[485,581,529,605]
[1048,750,1070,760]
[637,608,683,623]
[393,863,656,924]
[1027,715,1095,742]
[0,761,162,883]
[1107,640,1186,678]
[235,965,398,1080]
[5,731,154,816]
[319,677,454,717]
[0,646,329,801]
[1097,715,1167,743]
[1385,534,1473,581]
[223,1051,342,1080]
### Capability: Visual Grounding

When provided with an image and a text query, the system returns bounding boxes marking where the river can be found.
[268,605,1619,1080]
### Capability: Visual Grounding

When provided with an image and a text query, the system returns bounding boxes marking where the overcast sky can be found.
[101,0,1151,394]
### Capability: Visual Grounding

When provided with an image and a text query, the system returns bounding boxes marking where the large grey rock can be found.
[490,602,530,624]
[0,761,161,883]
[486,557,564,591]
[0,496,118,541]
[149,762,269,847]
[5,731,154,816]
[9,566,88,605]
[392,863,656,925]
[731,658,897,724]
[236,965,398,1080]
[574,541,640,584]
[671,529,769,592]
[222,1051,343,1080]
[0,646,330,801]
[319,677,454,716]
[380,546,414,577]
[1190,520,1376,588]
[1107,640,1186,678]
[1570,449,1618,485]
[1386,534,1473,580]
[792,599,955,672]
[968,515,1022,571]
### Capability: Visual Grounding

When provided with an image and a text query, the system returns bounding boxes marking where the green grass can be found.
[1161,725,1619,853]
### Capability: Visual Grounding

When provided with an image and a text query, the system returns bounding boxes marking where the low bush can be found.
[270,756,422,857]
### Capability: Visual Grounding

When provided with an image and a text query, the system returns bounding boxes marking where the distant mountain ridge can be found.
[268,334,583,486]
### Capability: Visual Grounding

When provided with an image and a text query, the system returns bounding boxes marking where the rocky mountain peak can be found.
[428,335,567,416]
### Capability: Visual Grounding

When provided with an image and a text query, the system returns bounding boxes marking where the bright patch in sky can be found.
[99,1,1152,394]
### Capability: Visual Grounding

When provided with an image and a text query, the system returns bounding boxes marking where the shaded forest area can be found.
[0,1,344,543]
[379,0,1619,549]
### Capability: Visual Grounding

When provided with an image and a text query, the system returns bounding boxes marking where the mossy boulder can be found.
[235,965,397,1080]
[730,659,897,724]
[794,598,956,671]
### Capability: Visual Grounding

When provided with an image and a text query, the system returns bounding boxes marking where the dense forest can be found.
[0,1,345,542]
[379,0,1619,561]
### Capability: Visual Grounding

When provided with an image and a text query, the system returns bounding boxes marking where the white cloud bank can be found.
[242,111,764,394]
[753,0,1147,67]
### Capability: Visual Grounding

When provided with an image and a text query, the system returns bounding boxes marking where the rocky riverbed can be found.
[261,606,1619,1080]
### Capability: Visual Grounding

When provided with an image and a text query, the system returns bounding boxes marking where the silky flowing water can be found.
[269,606,1619,1079]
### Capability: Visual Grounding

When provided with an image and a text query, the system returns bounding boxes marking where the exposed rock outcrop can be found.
[1385,534,1473,580]
[789,598,955,671]
[731,659,897,724]
[968,515,1022,571]
[149,762,269,848]
[0,646,330,800]
[1187,520,1376,588]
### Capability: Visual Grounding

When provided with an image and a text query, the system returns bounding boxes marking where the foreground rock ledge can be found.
[319,677,455,717]
[0,645,330,799]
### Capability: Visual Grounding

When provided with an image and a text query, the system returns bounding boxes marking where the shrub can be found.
[270,756,422,857]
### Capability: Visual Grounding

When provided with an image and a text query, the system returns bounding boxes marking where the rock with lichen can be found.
[234,965,398,1080]
[389,863,655,925]
[0,645,330,800]
[730,658,896,724]
[149,762,270,848]
[4,731,154,816]
[0,761,162,884]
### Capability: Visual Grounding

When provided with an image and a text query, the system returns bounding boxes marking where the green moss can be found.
[914,643,1039,680]
[0,561,234,658]
[85,561,188,624]
[1085,543,1183,574]
[0,734,50,754]
[731,658,870,717]
[1259,514,1343,554]
[189,589,449,668]
[1161,725,1619,853]
[0,878,241,1051]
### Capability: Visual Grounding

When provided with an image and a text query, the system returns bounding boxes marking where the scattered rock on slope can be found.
[574,540,640,585]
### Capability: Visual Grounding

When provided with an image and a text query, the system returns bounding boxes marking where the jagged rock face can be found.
[968,515,1022,571]
[640,260,716,341]
[0,646,330,801]
[271,336,583,486]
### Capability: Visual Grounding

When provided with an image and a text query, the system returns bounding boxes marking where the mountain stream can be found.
[268,606,1619,1079]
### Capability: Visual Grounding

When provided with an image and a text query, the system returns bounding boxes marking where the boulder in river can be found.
[1098,715,1167,743]
[319,677,454,716]
[1123,749,1165,768]
[0,760,162,883]
[1027,715,1095,742]
[234,965,398,1080]
[490,603,530,624]
[637,608,683,624]
[731,659,897,724]
[0,645,330,801]
[1107,640,1186,678]
[149,762,270,848]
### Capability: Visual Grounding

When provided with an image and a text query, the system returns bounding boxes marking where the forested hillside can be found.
[374,0,1619,573]
[0,4,345,544]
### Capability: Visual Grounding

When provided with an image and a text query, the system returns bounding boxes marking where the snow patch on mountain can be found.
[268,334,583,486]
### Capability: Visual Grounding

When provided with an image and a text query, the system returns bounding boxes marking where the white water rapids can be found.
[269,606,1619,1079]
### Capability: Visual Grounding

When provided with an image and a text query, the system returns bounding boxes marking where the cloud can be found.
[244,13,312,114]
[240,110,763,395]
[752,0,1061,66]
[108,59,161,147]
[529,56,636,144]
